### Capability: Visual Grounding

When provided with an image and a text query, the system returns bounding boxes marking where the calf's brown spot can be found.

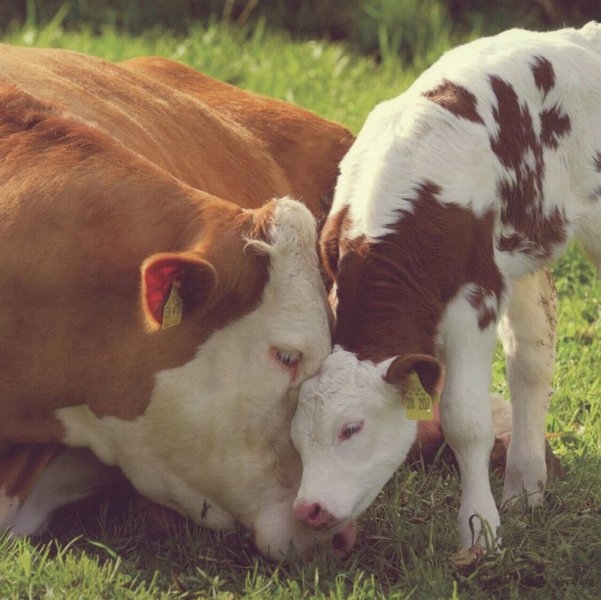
[489,75,569,258]
[531,56,556,98]
[423,79,484,124]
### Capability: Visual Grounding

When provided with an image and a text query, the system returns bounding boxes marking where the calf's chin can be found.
[243,390,358,560]
[252,499,357,559]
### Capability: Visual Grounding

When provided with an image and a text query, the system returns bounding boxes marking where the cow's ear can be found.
[140,252,218,331]
[384,354,443,398]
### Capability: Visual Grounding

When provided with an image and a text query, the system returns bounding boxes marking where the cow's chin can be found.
[252,504,357,561]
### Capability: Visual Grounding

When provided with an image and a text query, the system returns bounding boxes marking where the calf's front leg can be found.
[439,289,501,549]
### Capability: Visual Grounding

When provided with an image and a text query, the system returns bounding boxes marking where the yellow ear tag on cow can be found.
[404,371,434,421]
[162,283,183,330]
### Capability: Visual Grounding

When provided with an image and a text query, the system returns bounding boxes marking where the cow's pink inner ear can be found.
[384,353,443,397]
[141,257,183,329]
[140,253,217,331]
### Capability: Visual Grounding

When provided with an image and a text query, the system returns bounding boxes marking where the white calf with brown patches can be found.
[291,23,601,550]
[0,47,356,559]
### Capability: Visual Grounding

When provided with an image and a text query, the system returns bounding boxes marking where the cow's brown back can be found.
[120,56,354,219]
[0,45,353,219]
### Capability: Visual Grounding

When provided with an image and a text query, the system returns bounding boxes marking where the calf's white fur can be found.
[291,23,601,549]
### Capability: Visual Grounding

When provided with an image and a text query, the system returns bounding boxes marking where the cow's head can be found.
[291,346,441,532]
[103,196,351,559]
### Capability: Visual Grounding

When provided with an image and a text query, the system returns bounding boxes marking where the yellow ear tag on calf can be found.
[404,372,434,421]
[162,283,183,330]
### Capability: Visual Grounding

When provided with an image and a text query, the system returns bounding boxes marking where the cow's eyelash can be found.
[276,349,301,367]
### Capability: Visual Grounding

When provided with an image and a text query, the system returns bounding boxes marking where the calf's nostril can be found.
[308,502,322,521]
[293,501,330,527]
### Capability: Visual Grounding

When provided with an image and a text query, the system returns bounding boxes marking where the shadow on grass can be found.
[23,450,601,598]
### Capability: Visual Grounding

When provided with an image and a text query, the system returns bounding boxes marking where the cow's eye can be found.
[275,349,301,368]
[340,421,363,441]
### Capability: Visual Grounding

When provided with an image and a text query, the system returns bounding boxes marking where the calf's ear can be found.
[384,354,443,397]
[140,252,218,331]
[319,206,350,279]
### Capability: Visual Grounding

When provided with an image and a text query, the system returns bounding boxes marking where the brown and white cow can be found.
[289,23,601,550]
[0,45,356,559]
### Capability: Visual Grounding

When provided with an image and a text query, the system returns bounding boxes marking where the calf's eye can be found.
[340,421,364,441]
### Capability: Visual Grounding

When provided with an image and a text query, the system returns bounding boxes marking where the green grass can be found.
[1,17,600,600]
[1,16,421,131]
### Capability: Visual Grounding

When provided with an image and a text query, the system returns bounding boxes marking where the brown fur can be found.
[423,79,484,124]
[325,182,505,361]
[0,84,274,434]
[0,444,64,502]
[489,74,570,257]
[422,63,571,260]
[0,45,352,219]
[120,56,354,221]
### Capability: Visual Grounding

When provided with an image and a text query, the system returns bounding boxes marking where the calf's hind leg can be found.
[576,209,601,275]
[498,269,557,509]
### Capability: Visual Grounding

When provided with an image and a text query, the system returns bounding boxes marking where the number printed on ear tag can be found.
[162,283,183,329]
[404,371,434,421]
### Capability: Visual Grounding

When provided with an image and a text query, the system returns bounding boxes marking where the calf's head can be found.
[291,346,441,531]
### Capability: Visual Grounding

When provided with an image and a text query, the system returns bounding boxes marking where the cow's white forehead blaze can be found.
[247,197,332,381]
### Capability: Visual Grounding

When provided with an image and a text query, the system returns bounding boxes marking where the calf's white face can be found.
[291,346,433,529]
